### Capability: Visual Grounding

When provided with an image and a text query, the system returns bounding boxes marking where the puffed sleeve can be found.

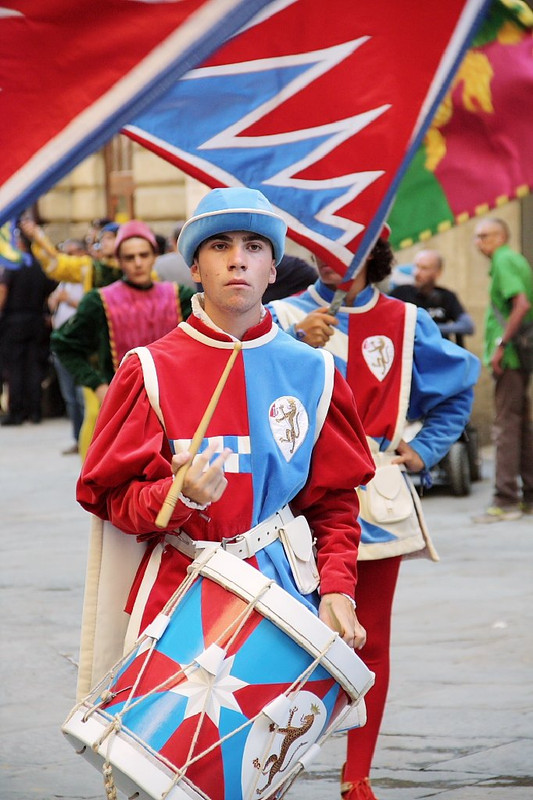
[408,308,481,469]
[77,354,193,535]
[51,290,108,389]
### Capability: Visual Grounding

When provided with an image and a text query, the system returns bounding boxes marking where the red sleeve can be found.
[77,355,193,535]
[291,369,374,598]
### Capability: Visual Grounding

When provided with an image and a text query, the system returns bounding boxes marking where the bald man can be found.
[390,249,474,346]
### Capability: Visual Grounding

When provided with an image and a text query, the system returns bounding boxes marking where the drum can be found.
[62,547,374,800]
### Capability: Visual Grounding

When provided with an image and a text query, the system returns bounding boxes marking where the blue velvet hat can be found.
[178,187,287,266]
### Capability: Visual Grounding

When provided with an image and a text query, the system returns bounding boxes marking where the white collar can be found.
[191,292,267,341]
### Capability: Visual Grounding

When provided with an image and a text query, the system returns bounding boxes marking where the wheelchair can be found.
[434,423,482,496]
[405,421,482,497]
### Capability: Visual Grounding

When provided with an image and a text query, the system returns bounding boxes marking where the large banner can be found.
[0,0,274,225]
[388,0,533,250]
[125,0,489,280]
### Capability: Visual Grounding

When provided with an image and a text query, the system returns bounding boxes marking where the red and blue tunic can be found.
[270,281,480,559]
[78,301,374,632]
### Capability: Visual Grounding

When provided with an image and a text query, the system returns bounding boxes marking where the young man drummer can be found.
[77,187,374,672]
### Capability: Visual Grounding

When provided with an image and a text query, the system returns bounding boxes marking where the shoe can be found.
[1,415,24,426]
[61,443,79,455]
[472,505,523,523]
[341,765,378,800]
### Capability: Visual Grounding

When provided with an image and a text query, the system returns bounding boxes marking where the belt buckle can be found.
[177,532,201,559]
[222,532,248,558]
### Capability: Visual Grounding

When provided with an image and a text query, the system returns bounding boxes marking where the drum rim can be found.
[62,707,205,800]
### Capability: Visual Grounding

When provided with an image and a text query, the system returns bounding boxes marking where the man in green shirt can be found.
[473,217,533,522]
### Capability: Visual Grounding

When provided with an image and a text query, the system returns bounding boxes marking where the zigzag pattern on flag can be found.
[125,0,491,280]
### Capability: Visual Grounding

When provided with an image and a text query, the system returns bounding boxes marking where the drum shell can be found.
[63,548,374,800]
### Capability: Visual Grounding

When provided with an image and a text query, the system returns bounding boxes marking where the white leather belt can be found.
[167,504,294,561]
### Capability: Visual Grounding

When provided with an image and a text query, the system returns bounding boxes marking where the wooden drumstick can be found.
[155,342,242,529]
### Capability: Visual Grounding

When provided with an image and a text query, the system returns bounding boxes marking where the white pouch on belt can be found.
[278,515,320,595]
[360,463,413,525]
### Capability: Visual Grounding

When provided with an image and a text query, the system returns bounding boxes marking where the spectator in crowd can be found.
[47,238,87,454]
[84,217,114,259]
[20,215,122,292]
[20,215,125,449]
[472,217,533,522]
[154,222,197,290]
[390,249,474,347]
[51,220,195,458]
[0,222,57,425]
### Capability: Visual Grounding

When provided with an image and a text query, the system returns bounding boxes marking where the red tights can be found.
[344,556,402,781]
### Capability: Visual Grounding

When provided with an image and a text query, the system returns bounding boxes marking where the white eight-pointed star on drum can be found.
[170,653,248,727]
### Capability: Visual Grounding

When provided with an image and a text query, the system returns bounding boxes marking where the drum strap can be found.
[167,504,296,560]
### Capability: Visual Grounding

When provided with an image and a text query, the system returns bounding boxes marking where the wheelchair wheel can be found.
[464,425,482,482]
[445,441,471,496]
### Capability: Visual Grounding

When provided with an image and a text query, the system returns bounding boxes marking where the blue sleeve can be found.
[408,309,481,469]
[266,302,298,339]
[438,311,475,336]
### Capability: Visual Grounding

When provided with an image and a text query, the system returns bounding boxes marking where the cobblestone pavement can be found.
[1,418,532,800]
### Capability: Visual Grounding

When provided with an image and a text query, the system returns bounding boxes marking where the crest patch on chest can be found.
[362,335,394,381]
[268,396,308,462]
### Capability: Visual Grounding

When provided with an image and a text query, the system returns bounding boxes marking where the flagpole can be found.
[328,289,347,316]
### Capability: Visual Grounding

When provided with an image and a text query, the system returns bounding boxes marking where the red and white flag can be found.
[0,0,274,225]
[125,0,490,279]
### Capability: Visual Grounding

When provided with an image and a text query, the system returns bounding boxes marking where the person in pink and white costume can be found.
[51,220,195,457]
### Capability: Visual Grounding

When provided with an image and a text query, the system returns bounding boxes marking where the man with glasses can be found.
[473,217,533,522]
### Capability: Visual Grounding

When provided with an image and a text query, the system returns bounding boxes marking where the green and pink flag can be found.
[388,0,533,250]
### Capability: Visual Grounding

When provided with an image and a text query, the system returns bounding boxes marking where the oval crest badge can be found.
[268,396,308,462]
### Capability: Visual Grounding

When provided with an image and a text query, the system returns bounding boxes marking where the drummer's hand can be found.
[172,440,232,506]
[319,593,367,650]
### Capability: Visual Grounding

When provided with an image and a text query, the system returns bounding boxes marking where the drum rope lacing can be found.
[159,634,339,800]
[89,575,275,750]
[102,759,118,800]
[86,554,211,738]
[82,550,208,723]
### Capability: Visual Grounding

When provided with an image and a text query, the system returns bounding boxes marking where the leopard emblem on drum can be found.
[252,703,320,794]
